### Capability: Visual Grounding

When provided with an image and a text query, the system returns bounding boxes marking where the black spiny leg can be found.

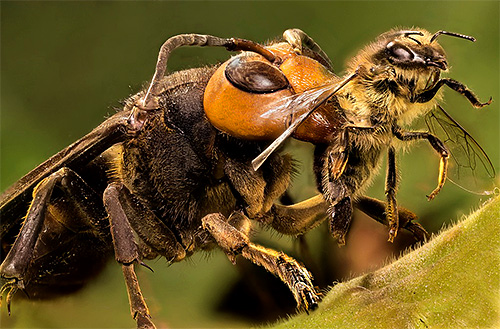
[0,167,108,313]
[115,187,186,263]
[202,213,320,312]
[412,78,492,108]
[103,183,155,329]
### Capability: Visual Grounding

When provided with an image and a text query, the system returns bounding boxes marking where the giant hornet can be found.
[0,28,494,328]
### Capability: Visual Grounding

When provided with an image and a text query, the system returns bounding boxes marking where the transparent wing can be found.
[425,105,497,195]
[252,71,358,170]
[259,82,338,121]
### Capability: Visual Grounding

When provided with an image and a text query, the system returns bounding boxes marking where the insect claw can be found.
[20,287,30,299]
[405,222,430,242]
[140,261,155,273]
[471,96,492,108]
[225,252,238,265]
[426,189,439,201]
[336,235,346,247]
[481,97,493,107]
[5,285,17,316]
[0,279,20,315]
[388,228,398,243]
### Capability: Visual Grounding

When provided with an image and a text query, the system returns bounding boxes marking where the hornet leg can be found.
[202,212,320,312]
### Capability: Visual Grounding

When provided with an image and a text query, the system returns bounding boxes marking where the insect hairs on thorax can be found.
[115,65,292,236]
[343,33,445,131]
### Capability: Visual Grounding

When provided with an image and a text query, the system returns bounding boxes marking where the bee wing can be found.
[252,71,358,170]
[425,105,497,195]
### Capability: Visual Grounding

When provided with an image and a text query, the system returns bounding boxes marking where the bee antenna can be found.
[430,31,476,43]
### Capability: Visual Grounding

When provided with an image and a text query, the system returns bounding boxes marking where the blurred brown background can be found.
[1,2,498,328]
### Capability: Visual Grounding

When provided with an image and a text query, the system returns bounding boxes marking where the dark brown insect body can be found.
[0,28,493,328]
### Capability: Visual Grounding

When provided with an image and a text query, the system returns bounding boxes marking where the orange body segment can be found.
[280,56,345,144]
[204,47,345,143]
[204,59,293,140]
[279,55,336,92]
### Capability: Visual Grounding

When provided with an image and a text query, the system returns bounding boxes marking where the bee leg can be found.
[413,78,492,108]
[329,196,352,246]
[202,213,321,312]
[0,167,107,313]
[323,176,353,246]
[354,196,430,242]
[385,146,399,242]
[327,125,381,181]
[328,130,350,180]
[393,127,449,200]
[103,183,156,329]
[257,194,328,235]
[317,134,355,245]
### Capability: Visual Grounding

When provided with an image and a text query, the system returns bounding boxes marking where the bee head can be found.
[349,28,475,74]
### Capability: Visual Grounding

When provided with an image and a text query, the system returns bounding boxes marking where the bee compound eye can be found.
[386,42,414,62]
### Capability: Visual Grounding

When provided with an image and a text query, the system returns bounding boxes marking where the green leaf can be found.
[271,195,500,329]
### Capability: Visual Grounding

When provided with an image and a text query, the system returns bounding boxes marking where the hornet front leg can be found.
[202,212,320,312]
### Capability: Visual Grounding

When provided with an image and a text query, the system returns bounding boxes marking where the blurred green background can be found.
[1,1,498,328]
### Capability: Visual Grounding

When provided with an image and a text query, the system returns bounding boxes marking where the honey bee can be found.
[249,28,495,243]
[0,28,494,328]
